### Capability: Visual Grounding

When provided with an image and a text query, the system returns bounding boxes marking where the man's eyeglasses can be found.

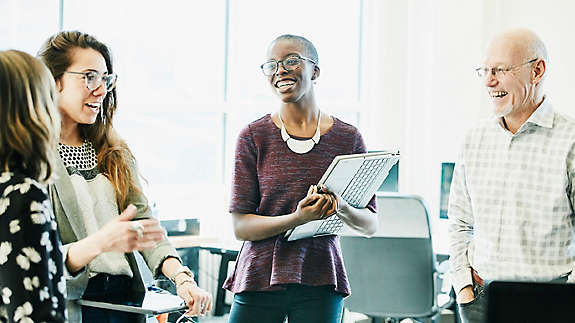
[260,55,316,76]
[65,71,117,92]
[475,58,538,78]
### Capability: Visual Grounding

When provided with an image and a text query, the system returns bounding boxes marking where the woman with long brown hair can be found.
[0,50,66,322]
[38,31,212,323]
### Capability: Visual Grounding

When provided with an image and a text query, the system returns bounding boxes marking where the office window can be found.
[4,0,366,226]
[227,0,361,108]
[63,1,227,221]
[0,0,59,53]
[62,0,226,106]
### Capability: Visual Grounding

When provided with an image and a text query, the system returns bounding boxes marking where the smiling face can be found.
[56,47,108,128]
[483,36,537,118]
[266,39,318,104]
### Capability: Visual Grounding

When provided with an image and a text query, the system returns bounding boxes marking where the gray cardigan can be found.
[49,159,180,323]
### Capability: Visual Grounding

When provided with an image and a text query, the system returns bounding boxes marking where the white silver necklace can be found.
[279,111,321,154]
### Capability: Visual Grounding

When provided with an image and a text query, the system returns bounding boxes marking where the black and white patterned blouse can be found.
[58,141,98,180]
[0,172,67,323]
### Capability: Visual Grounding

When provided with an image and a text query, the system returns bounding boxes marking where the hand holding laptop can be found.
[285,151,399,241]
[311,185,339,216]
[294,185,336,224]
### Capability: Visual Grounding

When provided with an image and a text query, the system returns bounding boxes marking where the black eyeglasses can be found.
[475,58,538,78]
[64,71,117,92]
[260,55,316,76]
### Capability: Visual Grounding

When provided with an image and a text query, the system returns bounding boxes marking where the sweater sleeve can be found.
[229,124,261,214]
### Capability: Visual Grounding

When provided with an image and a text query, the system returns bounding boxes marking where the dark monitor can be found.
[486,280,575,323]
[439,162,454,219]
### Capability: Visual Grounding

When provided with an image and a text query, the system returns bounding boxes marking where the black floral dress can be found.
[0,172,67,323]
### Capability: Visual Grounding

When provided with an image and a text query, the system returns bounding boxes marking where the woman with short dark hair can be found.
[225,34,378,323]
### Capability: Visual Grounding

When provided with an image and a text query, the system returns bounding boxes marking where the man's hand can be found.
[457,285,475,304]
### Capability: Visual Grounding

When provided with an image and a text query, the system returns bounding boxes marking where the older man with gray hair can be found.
[448,28,575,323]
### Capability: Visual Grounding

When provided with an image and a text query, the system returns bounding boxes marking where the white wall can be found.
[360,0,575,247]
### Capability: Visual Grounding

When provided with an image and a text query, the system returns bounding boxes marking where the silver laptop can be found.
[77,288,187,315]
[284,151,400,241]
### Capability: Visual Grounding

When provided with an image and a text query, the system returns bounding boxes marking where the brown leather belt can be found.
[470,269,570,287]
[472,269,484,287]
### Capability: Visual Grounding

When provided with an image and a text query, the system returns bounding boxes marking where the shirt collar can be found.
[494,97,554,131]
[524,97,554,129]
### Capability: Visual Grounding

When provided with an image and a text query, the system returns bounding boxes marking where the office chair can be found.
[340,193,454,323]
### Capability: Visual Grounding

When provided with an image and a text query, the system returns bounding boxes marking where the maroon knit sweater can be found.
[224,114,376,296]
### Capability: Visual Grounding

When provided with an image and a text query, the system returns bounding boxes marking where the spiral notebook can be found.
[284,151,400,241]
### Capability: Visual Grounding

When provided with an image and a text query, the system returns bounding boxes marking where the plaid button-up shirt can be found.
[448,98,575,293]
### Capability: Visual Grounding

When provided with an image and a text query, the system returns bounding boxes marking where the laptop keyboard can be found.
[313,158,388,237]
[316,214,344,235]
[341,158,387,207]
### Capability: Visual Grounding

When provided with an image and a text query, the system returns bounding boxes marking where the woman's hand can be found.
[317,184,339,216]
[315,185,378,236]
[294,185,337,224]
[176,281,213,317]
[65,204,167,274]
[95,204,165,253]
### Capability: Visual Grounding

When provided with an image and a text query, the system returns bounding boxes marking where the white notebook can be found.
[284,151,400,241]
[77,288,186,315]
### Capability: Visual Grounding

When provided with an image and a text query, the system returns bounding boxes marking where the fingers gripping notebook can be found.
[284,151,400,241]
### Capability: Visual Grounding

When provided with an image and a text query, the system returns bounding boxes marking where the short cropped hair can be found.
[272,34,319,64]
[0,50,60,182]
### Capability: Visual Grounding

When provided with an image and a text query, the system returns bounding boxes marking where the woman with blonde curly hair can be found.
[38,31,212,323]
[0,49,66,323]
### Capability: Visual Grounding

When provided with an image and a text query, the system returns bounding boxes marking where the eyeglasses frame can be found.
[260,55,317,76]
[64,71,117,92]
[475,58,539,78]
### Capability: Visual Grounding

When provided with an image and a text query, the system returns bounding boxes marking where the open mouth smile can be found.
[275,78,296,89]
[85,102,101,113]
[490,91,508,98]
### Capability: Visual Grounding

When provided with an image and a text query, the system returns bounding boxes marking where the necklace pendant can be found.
[279,112,321,154]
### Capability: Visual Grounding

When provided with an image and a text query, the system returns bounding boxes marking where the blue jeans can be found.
[457,281,486,323]
[228,284,344,323]
[81,274,143,323]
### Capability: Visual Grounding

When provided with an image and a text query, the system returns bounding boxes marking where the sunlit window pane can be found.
[227,0,360,109]
[0,0,59,54]
[63,1,227,220]
[63,0,226,107]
